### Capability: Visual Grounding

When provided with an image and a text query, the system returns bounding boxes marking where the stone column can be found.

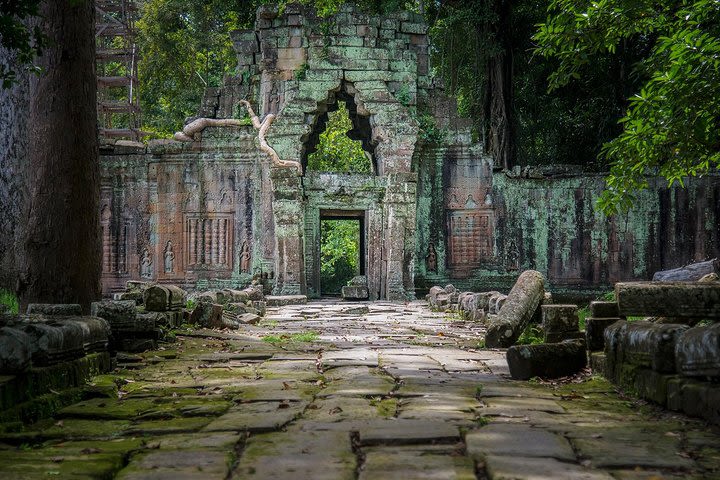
[270,167,306,295]
[383,172,418,301]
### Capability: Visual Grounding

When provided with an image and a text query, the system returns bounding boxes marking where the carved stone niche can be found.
[447,208,494,277]
[184,213,234,272]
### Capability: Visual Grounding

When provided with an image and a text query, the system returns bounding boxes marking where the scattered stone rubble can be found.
[599,275,720,425]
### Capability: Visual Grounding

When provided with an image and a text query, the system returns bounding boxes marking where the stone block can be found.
[485,270,545,348]
[585,317,620,351]
[144,285,186,312]
[544,331,585,343]
[675,323,720,377]
[620,321,688,373]
[57,317,111,354]
[616,281,720,318]
[190,303,224,329]
[506,339,587,380]
[266,295,308,306]
[0,327,33,373]
[590,301,619,318]
[26,304,82,316]
[90,300,137,331]
[633,368,673,406]
[342,286,369,300]
[541,304,579,333]
[590,352,606,375]
[400,22,427,34]
[18,320,86,366]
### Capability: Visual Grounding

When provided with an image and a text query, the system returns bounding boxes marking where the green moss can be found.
[369,397,397,417]
[0,289,19,314]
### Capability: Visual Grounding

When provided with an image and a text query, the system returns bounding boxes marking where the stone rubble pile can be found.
[189,284,266,329]
[599,276,720,424]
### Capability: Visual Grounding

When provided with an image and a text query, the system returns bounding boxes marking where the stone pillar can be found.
[271,167,306,295]
[383,172,417,301]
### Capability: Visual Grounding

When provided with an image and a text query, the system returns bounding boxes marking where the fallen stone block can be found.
[541,304,579,338]
[239,313,261,325]
[506,339,587,380]
[485,270,546,348]
[590,301,619,318]
[190,302,224,328]
[91,300,137,330]
[585,317,620,352]
[605,320,688,379]
[675,323,720,377]
[341,285,369,300]
[252,301,267,316]
[143,284,186,312]
[57,317,111,354]
[653,258,720,282]
[0,326,33,373]
[19,320,86,366]
[266,295,307,306]
[616,282,720,319]
[488,293,507,315]
[217,289,250,305]
[26,304,82,316]
[544,331,585,343]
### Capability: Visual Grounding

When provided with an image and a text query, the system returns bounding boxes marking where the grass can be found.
[262,331,320,345]
[0,289,19,314]
[516,323,544,345]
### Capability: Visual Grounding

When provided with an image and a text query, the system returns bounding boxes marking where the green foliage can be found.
[320,219,360,295]
[516,323,544,345]
[306,103,372,173]
[185,299,196,310]
[0,0,47,88]
[536,0,720,214]
[136,0,259,136]
[577,306,589,332]
[262,331,320,344]
[0,289,19,314]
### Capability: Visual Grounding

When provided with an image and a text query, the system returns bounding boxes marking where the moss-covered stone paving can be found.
[1,300,720,479]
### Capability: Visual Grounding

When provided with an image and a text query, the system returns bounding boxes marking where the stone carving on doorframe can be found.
[171,100,301,173]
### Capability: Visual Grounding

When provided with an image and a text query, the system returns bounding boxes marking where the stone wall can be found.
[96,3,720,299]
[415,168,720,296]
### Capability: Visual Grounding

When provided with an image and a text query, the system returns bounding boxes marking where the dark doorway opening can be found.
[320,211,365,296]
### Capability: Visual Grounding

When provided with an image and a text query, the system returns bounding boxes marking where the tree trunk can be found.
[484,0,513,171]
[18,0,101,313]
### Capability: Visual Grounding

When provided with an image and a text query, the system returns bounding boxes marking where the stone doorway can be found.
[318,211,366,296]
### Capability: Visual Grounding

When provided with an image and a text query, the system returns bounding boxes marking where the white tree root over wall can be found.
[173,100,301,172]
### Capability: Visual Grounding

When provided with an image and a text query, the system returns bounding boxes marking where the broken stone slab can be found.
[243,284,265,301]
[266,295,307,306]
[238,313,261,325]
[26,304,82,316]
[541,304,579,334]
[675,323,720,377]
[589,301,619,318]
[341,305,369,315]
[585,317,620,352]
[506,339,587,380]
[485,270,546,348]
[216,288,250,305]
[653,258,720,282]
[252,300,267,316]
[0,326,33,373]
[143,284,186,312]
[616,281,720,318]
[57,317,111,354]
[91,300,137,330]
[341,285,369,300]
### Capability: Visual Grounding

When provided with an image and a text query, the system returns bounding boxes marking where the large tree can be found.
[14,0,101,312]
[536,0,720,213]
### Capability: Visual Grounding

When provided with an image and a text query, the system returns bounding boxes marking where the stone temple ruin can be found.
[98,3,720,302]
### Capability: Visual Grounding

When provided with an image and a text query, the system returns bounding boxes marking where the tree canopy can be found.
[536,0,720,213]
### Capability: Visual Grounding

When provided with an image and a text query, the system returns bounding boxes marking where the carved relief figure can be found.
[164,241,175,273]
[240,241,251,273]
[140,249,153,278]
[426,243,438,273]
[506,240,519,271]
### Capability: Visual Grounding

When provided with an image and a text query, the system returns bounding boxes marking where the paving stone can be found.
[202,401,306,432]
[357,419,460,446]
[484,455,614,480]
[116,450,232,480]
[466,424,575,461]
[568,426,697,469]
[232,429,356,479]
[360,445,475,480]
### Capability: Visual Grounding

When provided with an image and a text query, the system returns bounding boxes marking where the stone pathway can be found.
[1,300,720,479]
